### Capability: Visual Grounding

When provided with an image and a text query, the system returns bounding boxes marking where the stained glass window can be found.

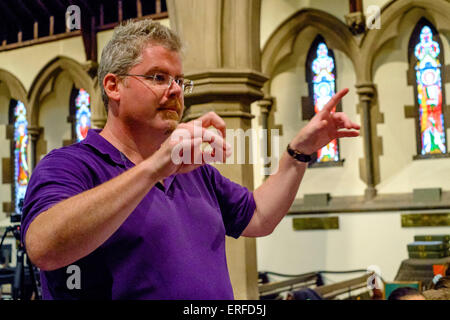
[413,25,446,155]
[307,38,340,163]
[74,88,91,142]
[13,101,29,214]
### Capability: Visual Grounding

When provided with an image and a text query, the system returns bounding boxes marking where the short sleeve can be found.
[203,165,255,239]
[20,149,93,246]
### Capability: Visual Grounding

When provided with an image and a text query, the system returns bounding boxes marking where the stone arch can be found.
[361,0,450,82]
[28,56,104,128]
[261,8,359,91]
[27,56,104,166]
[0,69,28,115]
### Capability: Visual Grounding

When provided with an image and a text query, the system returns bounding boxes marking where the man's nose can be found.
[167,79,183,97]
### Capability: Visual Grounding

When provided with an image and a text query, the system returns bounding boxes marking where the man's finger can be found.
[173,123,231,152]
[195,111,227,138]
[332,112,360,130]
[202,127,231,149]
[336,130,360,138]
[323,88,349,114]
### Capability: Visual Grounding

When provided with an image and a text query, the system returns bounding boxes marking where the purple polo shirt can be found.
[21,129,255,300]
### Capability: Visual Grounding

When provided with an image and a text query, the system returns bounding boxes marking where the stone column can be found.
[256,97,273,178]
[89,84,107,129]
[27,125,43,171]
[355,83,377,200]
[167,0,267,299]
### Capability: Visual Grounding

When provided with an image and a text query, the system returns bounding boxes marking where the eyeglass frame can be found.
[119,72,194,94]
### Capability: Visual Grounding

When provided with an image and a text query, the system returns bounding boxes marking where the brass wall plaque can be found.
[413,188,442,203]
[293,217,339,231]
[401,213,450,227]
[304,193,330,207]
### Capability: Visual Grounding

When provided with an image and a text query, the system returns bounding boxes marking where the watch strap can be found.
[286,144,312,163]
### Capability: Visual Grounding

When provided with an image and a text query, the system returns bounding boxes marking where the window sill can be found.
[413,153,450,160]
[308,159,345,168]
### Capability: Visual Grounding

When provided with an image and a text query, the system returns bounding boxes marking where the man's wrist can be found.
[142,157,165,183]
[286,144,312,163]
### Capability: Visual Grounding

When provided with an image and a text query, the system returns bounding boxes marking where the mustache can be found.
[160,100,182,113]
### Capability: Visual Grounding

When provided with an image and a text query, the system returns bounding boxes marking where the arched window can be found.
[306,35,340,164]
[408,19,447,157]
[70,87,92,142]
[10,100,29,214]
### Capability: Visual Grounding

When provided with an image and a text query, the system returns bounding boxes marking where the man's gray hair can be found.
[98,19,184,112]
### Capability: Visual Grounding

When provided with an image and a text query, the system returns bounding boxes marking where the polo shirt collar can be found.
[81,129,176,193]
[82,129,125,166]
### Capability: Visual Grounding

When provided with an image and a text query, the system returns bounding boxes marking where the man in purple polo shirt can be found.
[21,20,360,300]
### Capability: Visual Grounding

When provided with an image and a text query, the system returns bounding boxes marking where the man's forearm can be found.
[251,151,307,236]
[25,159,161,271]
[244,89,359,237]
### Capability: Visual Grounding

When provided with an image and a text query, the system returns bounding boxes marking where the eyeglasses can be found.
[120,73,194,94]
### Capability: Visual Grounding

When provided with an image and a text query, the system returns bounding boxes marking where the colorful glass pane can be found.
[75,88,91,142]
[14,101,29,214]
[312,42,339,162]
[414,26,446,155]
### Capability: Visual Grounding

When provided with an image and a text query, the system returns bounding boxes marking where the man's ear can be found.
[103,73,121,104]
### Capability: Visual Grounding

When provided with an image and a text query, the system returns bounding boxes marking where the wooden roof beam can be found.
[349,0,363,13]
[78,0,95,17]
[49,0,67,12]
[0,1,23,30]
[17,0,38,22]
[34,0,52,17]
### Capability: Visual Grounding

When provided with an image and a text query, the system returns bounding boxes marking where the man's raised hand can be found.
[148,112,231,179]
[289,88,360,155]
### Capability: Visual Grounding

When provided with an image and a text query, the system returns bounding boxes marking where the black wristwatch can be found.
[286,144,312,163]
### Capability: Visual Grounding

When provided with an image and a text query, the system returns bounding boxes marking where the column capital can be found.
[185,69,268,104]
[27,125,43,140]
[182,69,268,122]
[355,82,376,102]
[256,96,274,114]
[344,12,366,35]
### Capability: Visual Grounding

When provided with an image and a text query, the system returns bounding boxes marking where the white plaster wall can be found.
[97,30,115,63]
[257,210,450,284]
[158,17,171,28]
[260,0,350,49]
[38,72,73,157]
[363,0,392,12]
